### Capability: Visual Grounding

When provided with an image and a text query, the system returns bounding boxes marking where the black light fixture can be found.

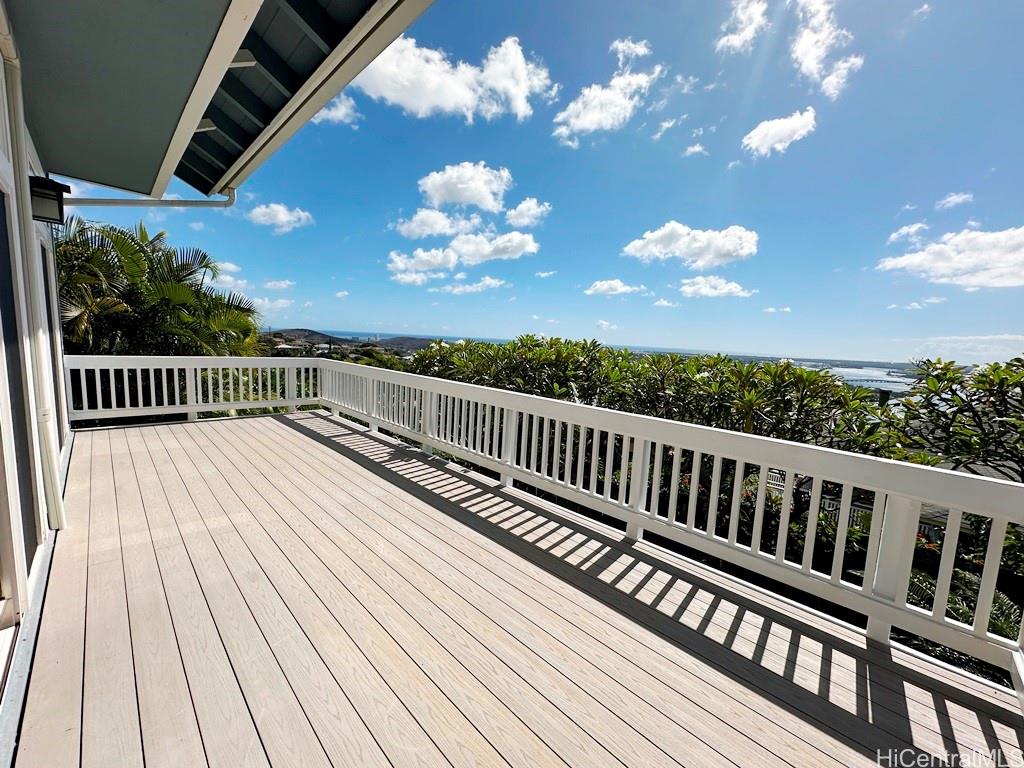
[28,176,71,224]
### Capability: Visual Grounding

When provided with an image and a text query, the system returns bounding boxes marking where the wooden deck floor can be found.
[14,412,1024,768]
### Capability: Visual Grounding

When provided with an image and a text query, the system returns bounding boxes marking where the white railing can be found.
[64,355,319,419]
[65,354,1024,693]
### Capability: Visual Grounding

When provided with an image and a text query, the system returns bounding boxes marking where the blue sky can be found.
[72,0,1024,363]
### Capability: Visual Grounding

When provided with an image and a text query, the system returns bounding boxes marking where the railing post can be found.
[625,438,650,540]
[419,391,434,456]
[286,366,298,413]
[866,494,920,643]
[185,367,197,421]
[500,408,517,486]
[366,376,379,432]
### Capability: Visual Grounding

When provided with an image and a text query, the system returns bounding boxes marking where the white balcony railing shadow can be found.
[63,354,1024,705]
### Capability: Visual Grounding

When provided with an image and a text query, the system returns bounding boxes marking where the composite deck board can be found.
[80,429,144,768]
[124,428,270,768]
[203,421,693,768]
[140,428,332,768]
[171,423,568,768]
[108,428,207,768]
[151,426,395,768]
[156,425,460,768]
[220,417,802,768]
[15,431,92,768]
[244,417,893,767]
[15,414,1024,768]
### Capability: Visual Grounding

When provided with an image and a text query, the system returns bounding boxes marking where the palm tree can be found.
[56,217,262,356]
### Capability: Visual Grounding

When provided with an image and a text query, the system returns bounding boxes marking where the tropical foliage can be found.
[890,357,1024,482]
[56,217,262,356]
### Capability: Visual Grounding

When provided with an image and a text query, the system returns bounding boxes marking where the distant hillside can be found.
[263,328,436,354]
[265,328,356,345]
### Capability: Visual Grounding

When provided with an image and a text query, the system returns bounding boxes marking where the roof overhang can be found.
[7,0,432,198]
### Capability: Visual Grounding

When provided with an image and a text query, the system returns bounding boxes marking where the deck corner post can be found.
[625,518,643,541]
[500,472,513,487]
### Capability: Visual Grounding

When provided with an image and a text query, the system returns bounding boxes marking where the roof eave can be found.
[149,0,263,198]
[207,0,432,195]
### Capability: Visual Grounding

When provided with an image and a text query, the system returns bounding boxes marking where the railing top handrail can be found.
[64,354,1024,518]
[65,354,311,366]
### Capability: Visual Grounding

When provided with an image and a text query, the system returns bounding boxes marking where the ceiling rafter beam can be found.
[180,148,222,185]
[203,105,254,153]
[218,74,274,129]
[274,0,336,54]
[177,155,218,190]
[190,133,235,171]
[242,32,300,98]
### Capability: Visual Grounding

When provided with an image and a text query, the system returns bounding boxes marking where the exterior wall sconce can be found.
[28,176,71,224]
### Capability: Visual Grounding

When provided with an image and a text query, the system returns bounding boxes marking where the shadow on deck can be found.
[283,410,1024,768]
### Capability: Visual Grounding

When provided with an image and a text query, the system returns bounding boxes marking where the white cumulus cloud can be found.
[210,274,250,291]
[679,275,757,298]
[584,279,648,296]
[887,222,929,246]
[653,298,679,307]
[446,231,539,266]
[352,36,556,124]
[935,192,973,210]
[763,306,792,313]
[251,297,293,314]
[535,270,557,278]
[263,279,295,290]
[387,247,459,273]
[652,118,677,140]
[596,320,618,331]
[312,93,360,126]
[395,208,481,238]
[716,0,770,54]
[391,271,448,286]
[790,0,863,100]
[335,291,350,299]
[418,161,513,212]
[553,38,663,148]
[246,203,314,235]
[741,107,816,157]
[505,197,552,227]
[683,143,708,157]
[430,276,507,295]
[622,220,758,269]
[877,226,1024,289]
